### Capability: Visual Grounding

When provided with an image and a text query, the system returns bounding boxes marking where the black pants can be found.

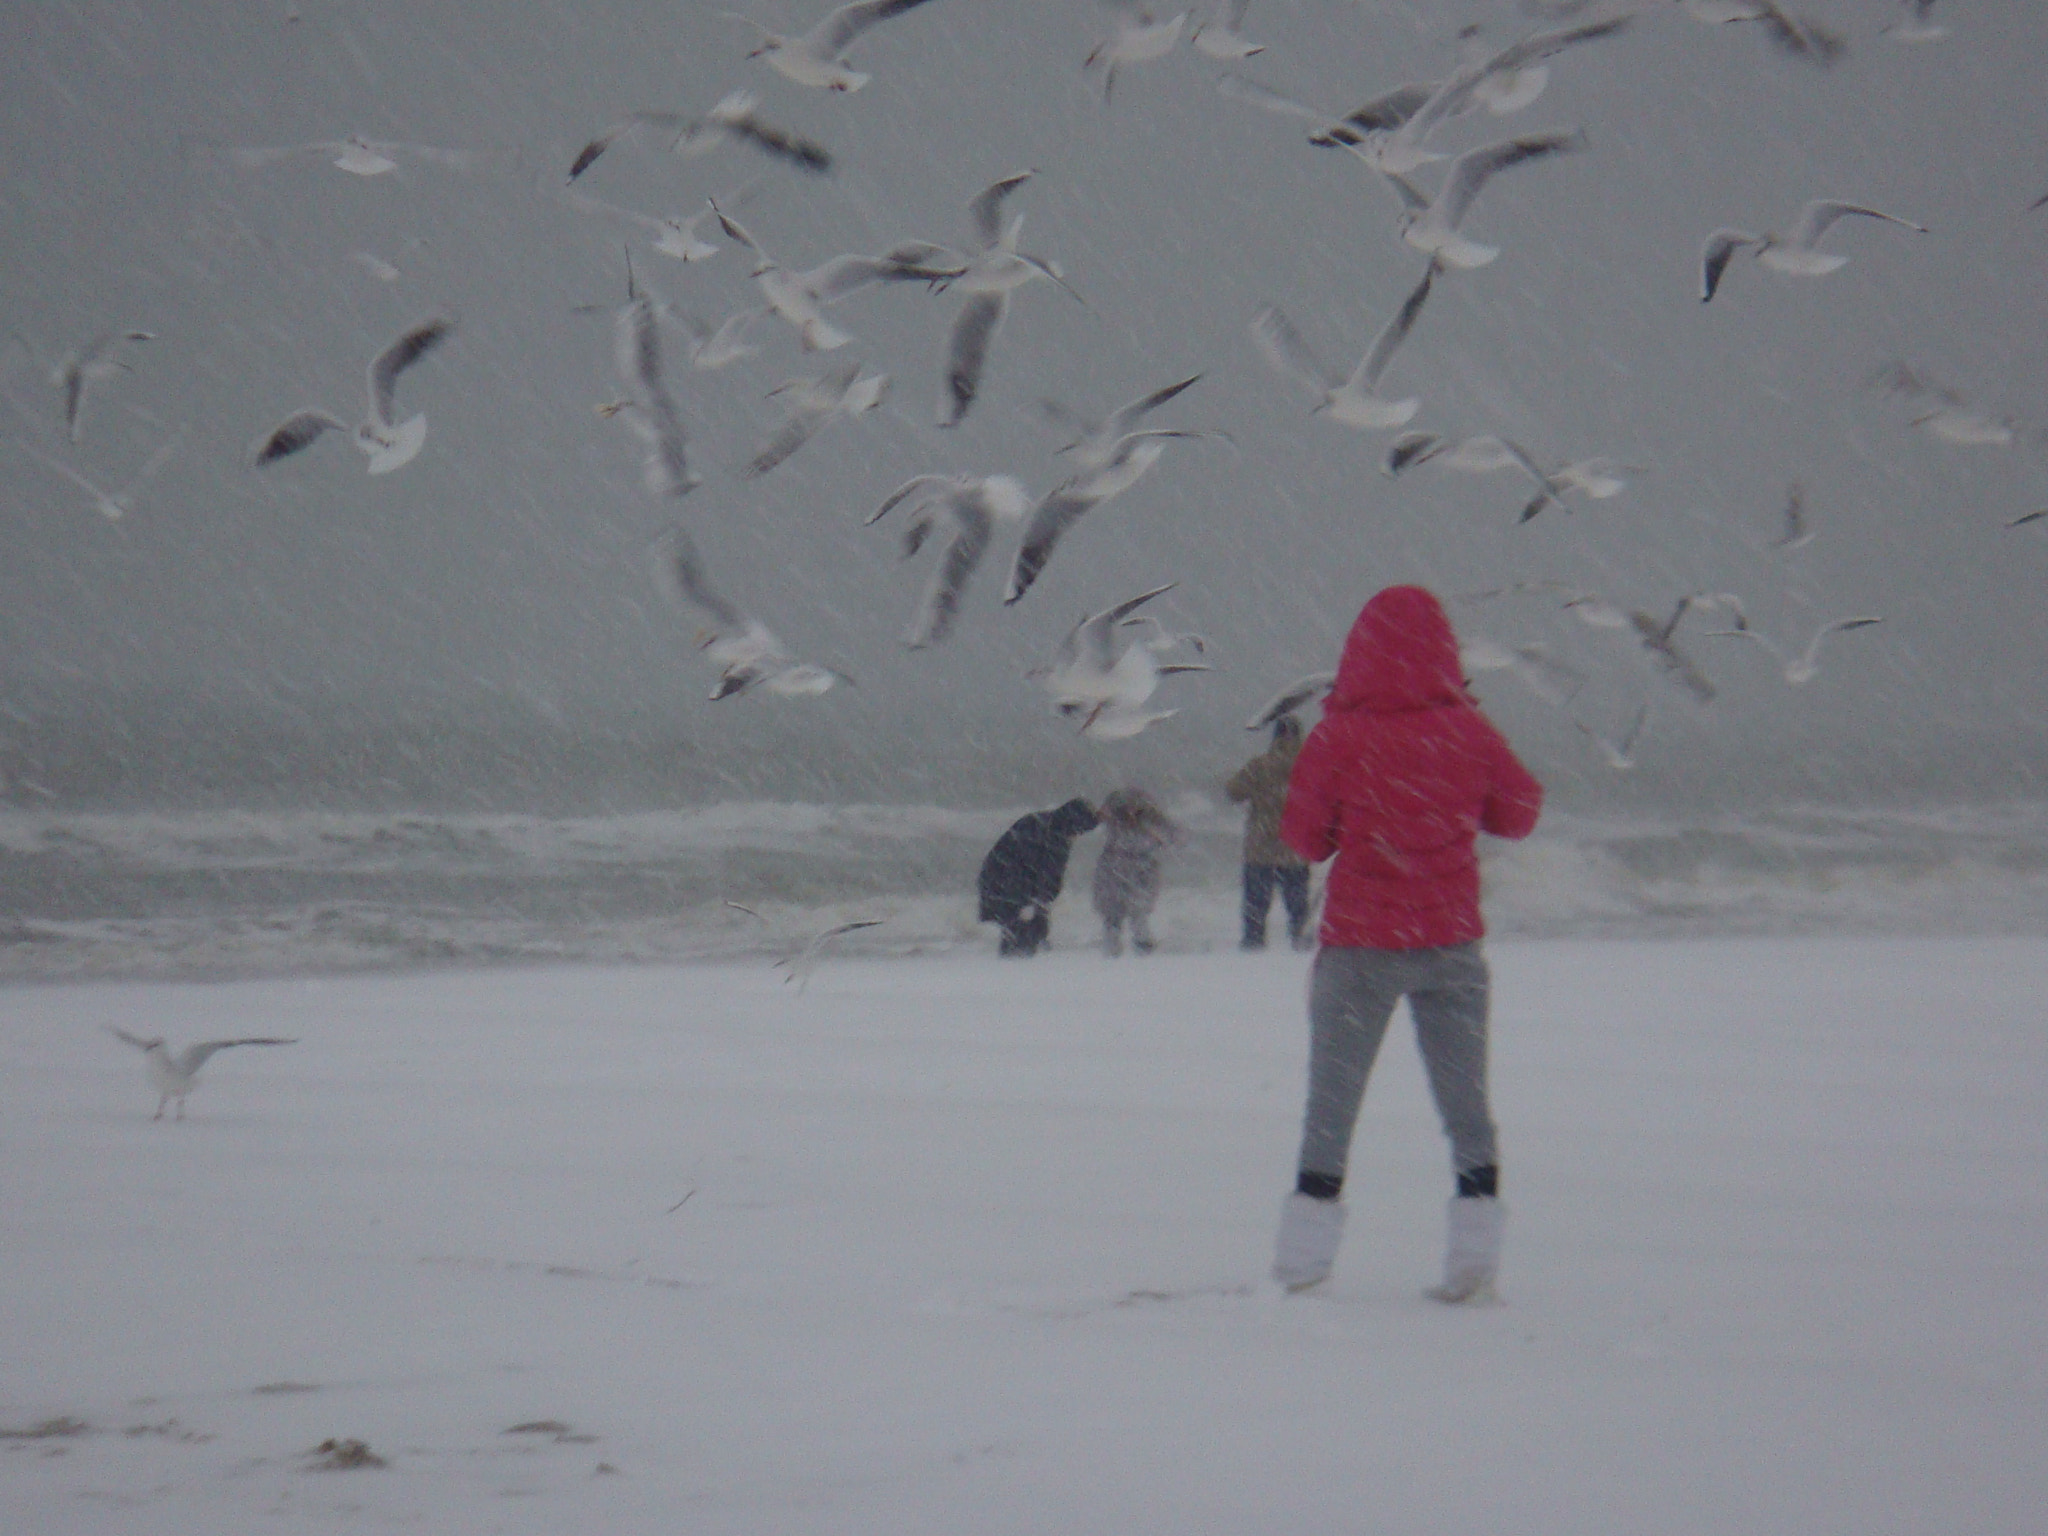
[1241,864,1310,948]
[994,903,1051,957]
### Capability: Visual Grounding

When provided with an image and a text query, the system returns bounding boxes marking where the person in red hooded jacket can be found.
[1270,585,1543,1303]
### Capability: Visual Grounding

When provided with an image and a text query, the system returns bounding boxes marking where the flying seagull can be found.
[650,525,849,699]
[732,0,940,91]
[1342,15,1631,175]
[251,316,455,475]
[713,205,962,352]
[743,361,890,478]
[1885,0,1950,43]
[775,919,885,992]
[110,1027,296,1120]
[1005,377,1221,604]
[568,93,832,181]
[1191,0,1265,59]
[1390,129,1589,269]
[1867,362,2019,447]
[563,189,724,262]
[1039,372,1202,475]
[1701,200,1926,302]
[1244,672,1335,731]
[1460,635,1586,706]
[1248,261,1437,429]
[1453,22,1557,115]
[1574,700,1650,770]
[20,427,184,520]
[53,329,155,443]
[1034,583,1208,739]
[1085,5,1189,103]
[1707,614,1883,685]
[866,472,1031,648]
[1673,1,1846,67]
[221,134,483,177]
[1214,73,1435,153]
[1004,429,1220,605]
[930,171,1077,428]
[1627,595,1725,703]
[613,273,698,497]
[1768,480,1815,550]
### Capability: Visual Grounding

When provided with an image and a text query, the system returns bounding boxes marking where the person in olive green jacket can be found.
[1225,715,1312,951]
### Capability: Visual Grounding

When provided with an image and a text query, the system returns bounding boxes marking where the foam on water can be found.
[4,799,2046,982]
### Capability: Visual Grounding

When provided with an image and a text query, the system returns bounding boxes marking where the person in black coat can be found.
[977,797,1100,956]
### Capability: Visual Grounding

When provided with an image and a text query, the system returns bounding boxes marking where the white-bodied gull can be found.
[732,0,940,91]
[1248,261,1437,429]
[53,329,155,443]
[1701,199,1926,301]
[650,526,849,699]
[21,427,183,520]
[110,1027,296,1121]
[251,316,455,475]
[1707,614,1882,685]
[743,361,890,478]
[866,472,1031,648]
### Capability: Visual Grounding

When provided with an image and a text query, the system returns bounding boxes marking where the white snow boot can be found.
[1428,1195,1505,1304]
[1272,1192,1346,1292]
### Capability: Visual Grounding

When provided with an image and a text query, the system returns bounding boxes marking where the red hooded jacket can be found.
[1281,586,1543,950]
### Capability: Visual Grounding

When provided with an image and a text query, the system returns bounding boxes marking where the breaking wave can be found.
[3,798,2046,981]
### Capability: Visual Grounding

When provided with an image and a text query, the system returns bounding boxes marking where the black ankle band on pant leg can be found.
[1296,1171,1343,1201]
[1457,1165,1499,1199]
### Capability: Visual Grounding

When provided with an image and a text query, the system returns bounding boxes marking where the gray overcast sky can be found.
[3,1,2046,808]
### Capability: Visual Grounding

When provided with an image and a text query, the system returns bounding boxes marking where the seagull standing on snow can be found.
[650,526,849,698]
[866,473,1030,647]
[252,316,456,475]
[1249,261,1438,429]
[932,171,1076,429]
[110,1027,296,1120]
[1707,614,1882,684]
[1701,200,1926,301]
[53,329,155,443]
[733,0,940,91]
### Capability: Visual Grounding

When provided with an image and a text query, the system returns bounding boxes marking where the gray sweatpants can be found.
[1296,942,1498,1186]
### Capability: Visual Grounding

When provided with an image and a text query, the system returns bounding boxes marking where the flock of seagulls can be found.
[5,0,2024,781]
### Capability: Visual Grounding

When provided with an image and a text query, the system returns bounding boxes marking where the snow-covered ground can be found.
[4,938,2044,1533]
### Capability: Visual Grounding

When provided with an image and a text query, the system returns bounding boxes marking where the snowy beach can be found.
[5,937,2044,1533]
